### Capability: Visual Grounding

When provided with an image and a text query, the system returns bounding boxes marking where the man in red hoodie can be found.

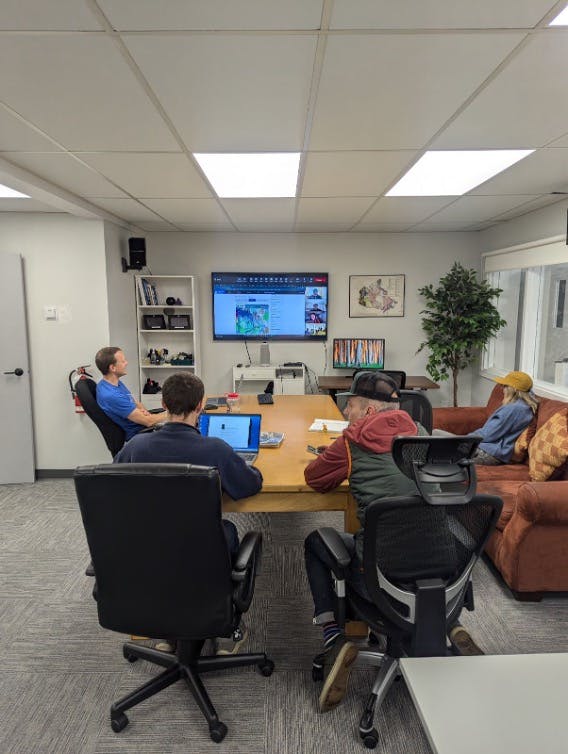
[304,372,420,713]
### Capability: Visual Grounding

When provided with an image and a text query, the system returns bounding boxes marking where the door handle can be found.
[3,368,24,376]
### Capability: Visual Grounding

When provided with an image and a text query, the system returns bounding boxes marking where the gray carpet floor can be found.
[1,479,567,754]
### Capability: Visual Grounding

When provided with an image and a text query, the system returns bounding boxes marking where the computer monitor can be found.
[332,338,385,370]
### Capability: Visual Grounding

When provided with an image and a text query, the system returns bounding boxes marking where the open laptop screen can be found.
[198,413,262,453]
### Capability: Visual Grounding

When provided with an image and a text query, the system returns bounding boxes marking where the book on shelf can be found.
[260,431,285,448]
[136,277,147,305]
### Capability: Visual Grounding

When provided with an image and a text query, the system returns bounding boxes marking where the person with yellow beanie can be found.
[470,371,538,464]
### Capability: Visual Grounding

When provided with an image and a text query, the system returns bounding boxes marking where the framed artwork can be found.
[349,274,405,318]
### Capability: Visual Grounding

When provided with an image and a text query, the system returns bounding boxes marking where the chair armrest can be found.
[232,531,262,579]
[516,482,568,525]
[432,406,489,434]
[232,531,262,613]
[314,527,352,578]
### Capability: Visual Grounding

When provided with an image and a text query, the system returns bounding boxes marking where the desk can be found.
[318,375,439,402]
[400,654,568,754]
[214,394,358,532]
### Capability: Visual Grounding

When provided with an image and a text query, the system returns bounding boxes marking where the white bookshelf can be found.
[135,275,200,408]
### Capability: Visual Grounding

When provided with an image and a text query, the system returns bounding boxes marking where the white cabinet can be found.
[232,365,305,395]
[135,275,200,408]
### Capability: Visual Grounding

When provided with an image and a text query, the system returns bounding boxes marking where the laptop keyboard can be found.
[239,452,258,465]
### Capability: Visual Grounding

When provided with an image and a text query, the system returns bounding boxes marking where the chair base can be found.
[113,640,274,743]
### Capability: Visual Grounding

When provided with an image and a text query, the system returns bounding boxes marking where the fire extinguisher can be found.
[68,365,92,413]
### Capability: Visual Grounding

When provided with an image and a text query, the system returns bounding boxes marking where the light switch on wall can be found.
[43,305,58,320]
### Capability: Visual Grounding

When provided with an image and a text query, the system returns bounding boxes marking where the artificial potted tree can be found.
[417,262,505,407]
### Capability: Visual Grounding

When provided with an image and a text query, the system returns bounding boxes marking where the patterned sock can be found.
[322,621,340,649]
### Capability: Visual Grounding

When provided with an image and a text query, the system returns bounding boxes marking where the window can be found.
[483,238,568,394]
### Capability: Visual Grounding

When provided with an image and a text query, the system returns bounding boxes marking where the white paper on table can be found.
[308,418,349,432]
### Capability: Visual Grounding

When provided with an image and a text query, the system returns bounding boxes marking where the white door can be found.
[0,254,35,483]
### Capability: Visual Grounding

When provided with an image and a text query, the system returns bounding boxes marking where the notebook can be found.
[198,412,262,465]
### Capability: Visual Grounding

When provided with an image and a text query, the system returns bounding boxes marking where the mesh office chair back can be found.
[398,389,433,433]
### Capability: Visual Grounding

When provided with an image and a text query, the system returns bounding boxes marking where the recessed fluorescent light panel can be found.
[0,183,30,198]
[386,150,534,196]
[549,6,568,25]
[194,153,300,198]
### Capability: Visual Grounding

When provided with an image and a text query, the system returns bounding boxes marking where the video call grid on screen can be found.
[332,338,385,369]
[211,272,328,340]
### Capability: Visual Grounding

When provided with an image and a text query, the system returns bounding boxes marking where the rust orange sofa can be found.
[433,384,568,601]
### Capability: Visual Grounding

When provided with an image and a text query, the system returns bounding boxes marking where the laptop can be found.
[198,412,262,465]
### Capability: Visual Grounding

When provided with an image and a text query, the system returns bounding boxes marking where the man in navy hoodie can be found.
[114,371,262,653]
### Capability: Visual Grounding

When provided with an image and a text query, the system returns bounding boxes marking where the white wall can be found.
[103,221,140,396]
[143,231,481,408]
[0,213,111,469]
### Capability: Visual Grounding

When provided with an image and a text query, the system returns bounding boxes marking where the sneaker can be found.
[449,626,484,656]
[216,622,248,656]
[154,640,175,653]
[318,635,359,713]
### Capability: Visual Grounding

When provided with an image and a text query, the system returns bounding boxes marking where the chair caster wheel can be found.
[111,712,129,733]
[257,659,274,677]
[361,729,379,749]
[122,647,138,663]
[312,665,324,682]
[209,721,228,743]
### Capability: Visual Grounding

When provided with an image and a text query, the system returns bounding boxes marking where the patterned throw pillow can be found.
[528,410,568,482]
[510,418,538,464]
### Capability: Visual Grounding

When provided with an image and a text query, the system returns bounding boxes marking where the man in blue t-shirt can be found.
[95,347,164,440]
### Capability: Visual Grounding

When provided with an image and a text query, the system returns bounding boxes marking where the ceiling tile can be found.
[123,34,317,151]
[0,35,179,150]
[310,32,524,150]
[352,223,412,232]
[89,198,164,222]
[330,0,557,30]
[134,221,179,231]
[0,108,64,151]
[411,219,474,231]
[0,198,64,212]
[357,197,455,226]
[296,197,374,230]
[143,198,233,228]
[0,0,103,30]
[301,151,415,197]
[425,195,541,223]
[488,194,564,221]
[79,153,212,198]
[0,153,127,197]
[433,33,568,149]
[467,148,568,195]
[99,0,323,30]
[221,199,295,230]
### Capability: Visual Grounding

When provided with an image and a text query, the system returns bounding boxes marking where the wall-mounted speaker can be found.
[122,237,147,272]
[128,237,146,268]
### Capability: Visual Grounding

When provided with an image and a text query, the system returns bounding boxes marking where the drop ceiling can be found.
[1,0,568,232]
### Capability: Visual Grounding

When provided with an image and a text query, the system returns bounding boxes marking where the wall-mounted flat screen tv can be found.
[332,338,385,369]
[212,272,329,341]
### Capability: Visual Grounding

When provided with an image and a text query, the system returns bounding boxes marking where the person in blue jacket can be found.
[470,371,538,464]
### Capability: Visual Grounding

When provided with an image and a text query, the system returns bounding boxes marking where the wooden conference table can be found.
[211,394,358,532]
[318,375,439,402]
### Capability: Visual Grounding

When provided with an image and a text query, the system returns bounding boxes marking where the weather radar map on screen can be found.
[333,338,385,369]
[212,272,328,340]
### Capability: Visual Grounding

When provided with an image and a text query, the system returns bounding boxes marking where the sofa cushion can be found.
[486,384,505,415]
[535,398,568,431]
[475,479,523,532]
[510,417,538,463]
[528,409,568,482]
[475,464,531,483]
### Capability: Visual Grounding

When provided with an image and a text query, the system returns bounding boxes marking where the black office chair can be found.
[381,369,406,389]
[75,377,126,457]
[310,436,502,749]
[398,389,433,433]
[74,463,273,744]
